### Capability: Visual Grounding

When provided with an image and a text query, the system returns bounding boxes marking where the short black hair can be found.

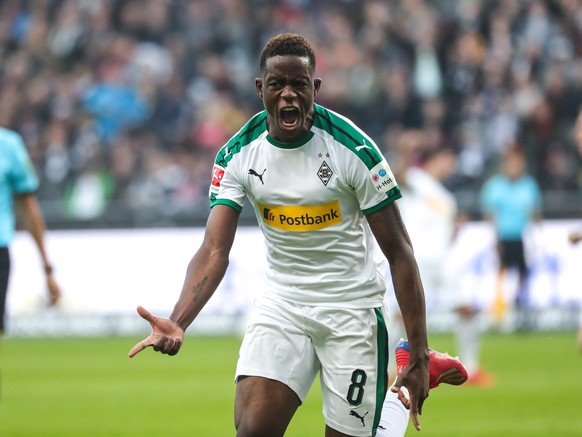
[259,33,316,74]
[419,145,455,164]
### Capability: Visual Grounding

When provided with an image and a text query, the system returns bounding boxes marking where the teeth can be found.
[280,107,298,127]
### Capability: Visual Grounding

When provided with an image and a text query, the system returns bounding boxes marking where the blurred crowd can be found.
[2,0,582,225]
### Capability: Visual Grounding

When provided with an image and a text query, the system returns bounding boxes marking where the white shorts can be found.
[235,293,389,437]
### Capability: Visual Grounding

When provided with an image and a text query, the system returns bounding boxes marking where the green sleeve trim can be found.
[210,199,243,213]
[362,187,402,215]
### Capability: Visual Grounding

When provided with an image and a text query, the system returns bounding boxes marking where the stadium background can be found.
[4,0,582,332]
[2,1,582,436]
[2,0,582,229]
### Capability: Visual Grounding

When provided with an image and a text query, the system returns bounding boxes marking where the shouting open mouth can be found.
[279,107,301,130]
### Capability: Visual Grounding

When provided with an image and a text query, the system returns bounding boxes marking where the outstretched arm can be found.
[367,201,429,431]
[14,193,60,306]
[129,204,240,358]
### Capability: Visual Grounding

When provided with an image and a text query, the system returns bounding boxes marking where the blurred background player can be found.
[479,145,542,331]
[0,127,61,335]
[387,135,456,324]
[394,137,459,315]
[386,132,492,386]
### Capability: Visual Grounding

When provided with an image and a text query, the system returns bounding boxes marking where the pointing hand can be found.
[128,306,185,358]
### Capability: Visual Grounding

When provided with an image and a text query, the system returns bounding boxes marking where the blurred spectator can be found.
[0,0,581,227]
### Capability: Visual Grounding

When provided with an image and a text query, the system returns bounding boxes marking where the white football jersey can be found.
[210,104,401,308]
[399,166,457,266]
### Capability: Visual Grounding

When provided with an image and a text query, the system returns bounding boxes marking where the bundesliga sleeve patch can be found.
[210,164,225,195]
[370,161,396,193]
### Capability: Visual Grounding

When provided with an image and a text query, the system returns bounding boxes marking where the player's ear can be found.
[255,78,263,99]
[313,78,322,97]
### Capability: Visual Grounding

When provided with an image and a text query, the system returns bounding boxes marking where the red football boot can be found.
[395,339,468,389]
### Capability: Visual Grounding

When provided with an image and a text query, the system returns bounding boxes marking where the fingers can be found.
[390,380,410,407]
[410,389,428,432]
[129,306,184,358]
[390,375,403,394]
[128,336,183,358]
[128,338,152,358]
[397,386,410,409]
[136,305,157,324]
[152,336,183,355]
[410,410,421,431]
[152,336,167,352]
[168,337,184,355]
[47,278,61,306]
[417,392,426,415]
[410,405,421,431]
[409,390,422,431]
[163,337,183,356]
[392,382,423,430]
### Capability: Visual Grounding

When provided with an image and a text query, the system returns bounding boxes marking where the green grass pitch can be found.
[1,332,581,436]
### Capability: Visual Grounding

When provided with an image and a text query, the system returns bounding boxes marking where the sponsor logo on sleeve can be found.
[370,161,396,193]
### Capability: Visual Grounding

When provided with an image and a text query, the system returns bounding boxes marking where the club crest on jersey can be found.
[318,161,333,186]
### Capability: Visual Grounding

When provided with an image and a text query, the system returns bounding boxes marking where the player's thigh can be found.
[314,306,388,437]
[235,376,301,437]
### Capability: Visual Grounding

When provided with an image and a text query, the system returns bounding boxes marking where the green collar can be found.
[266,131,315,149]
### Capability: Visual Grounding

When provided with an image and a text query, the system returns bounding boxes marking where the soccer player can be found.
[386,143,458,353]
[0,127,61,334]
[129,33,463,436]
[388,143,492,386]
